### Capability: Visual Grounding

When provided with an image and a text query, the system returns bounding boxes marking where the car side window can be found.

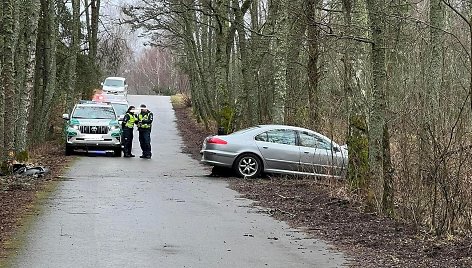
[299,132,317,148]
[299,131,332,150]
[263,129,296,145]
[317,138,332,150]
[255,132,268,141]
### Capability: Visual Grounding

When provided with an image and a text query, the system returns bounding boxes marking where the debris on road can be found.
[13,164,50,178]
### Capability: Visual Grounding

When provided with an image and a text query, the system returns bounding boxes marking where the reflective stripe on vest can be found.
[138,113,151,128]
[125,113,137,128]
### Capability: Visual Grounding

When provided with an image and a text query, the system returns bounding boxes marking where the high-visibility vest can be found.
[138,113,152,129]
[125,112,137,128]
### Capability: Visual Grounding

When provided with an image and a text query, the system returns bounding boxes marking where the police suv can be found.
[63,100,123,156]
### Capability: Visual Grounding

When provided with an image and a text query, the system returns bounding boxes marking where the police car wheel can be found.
[65,145,73,156]
[113,148,122,157]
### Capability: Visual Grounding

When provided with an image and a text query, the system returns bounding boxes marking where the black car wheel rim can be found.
[238,156,258,177]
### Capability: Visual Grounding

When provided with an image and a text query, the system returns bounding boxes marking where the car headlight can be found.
[110,125,120,130]
[70,125,79,130]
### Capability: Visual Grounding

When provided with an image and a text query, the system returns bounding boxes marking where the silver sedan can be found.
[200,125,348,178]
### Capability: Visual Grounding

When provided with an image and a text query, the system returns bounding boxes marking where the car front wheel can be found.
[65,145,73,156]
[233,153,262,179]
[113,148,122,157]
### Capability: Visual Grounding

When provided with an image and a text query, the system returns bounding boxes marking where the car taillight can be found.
[207,137,227,145]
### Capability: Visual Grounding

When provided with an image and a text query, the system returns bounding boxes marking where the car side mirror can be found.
[101,82,103,86]
[333,146,340,152]
[62,114,70,120]
[118,115,125,121]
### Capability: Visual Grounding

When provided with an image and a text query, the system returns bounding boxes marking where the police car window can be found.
[265,129,296,145]
[73,106,116,119]
[112,103,128,116]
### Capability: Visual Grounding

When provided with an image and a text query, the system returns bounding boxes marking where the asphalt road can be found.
[9,95,346,268]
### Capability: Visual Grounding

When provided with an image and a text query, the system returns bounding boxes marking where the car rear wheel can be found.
[233,153,262,179]
[113,148,122,157]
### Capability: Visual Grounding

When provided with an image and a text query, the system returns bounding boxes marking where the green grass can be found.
[170,94,185,108]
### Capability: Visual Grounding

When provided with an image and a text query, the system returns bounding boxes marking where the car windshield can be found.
[112,103,128,116]
[103,79,124,87]
[72,106,116,119]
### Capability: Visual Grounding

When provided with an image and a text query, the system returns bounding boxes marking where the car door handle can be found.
[262,146,268,149]
[304,151,310,154]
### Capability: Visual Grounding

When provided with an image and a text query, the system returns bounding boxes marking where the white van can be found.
[101,77,128,97]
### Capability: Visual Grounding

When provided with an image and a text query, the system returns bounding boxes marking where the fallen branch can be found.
[275,208,296,218]
[276,193,296,200]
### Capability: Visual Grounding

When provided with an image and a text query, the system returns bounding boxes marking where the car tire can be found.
[65,145,73,156]
[113,148,122,157]
[210,166,233,177]
[233,153,262,179]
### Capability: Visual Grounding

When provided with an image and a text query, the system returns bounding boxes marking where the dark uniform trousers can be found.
[122,127,134,155]
[138,129,152,157]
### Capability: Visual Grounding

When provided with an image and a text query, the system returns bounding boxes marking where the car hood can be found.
[70,118,117,126]
[102,85,125,92]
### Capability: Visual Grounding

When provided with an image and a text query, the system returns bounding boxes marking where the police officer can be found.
[122,106,137,157]
[137,104,153,159]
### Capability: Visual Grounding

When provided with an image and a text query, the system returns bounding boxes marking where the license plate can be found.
[86,136,103,141]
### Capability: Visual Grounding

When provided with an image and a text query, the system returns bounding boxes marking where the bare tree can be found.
[2,0,17,159]
[15,0,41,156]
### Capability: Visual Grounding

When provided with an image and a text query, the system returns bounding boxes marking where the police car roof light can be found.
[79,100,111,105]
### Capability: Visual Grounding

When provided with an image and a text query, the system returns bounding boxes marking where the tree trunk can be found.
[0,1,5,159]
[305,0,320,129]
[382,124,394,216]
[248,0,259,125]
[214,0,230,127]
[90,0,100,60]
[2,0,17,159]
[181,0,214,123]
[271,0,288,124]
[429,0,443,119]
[84,0,91,50]
[284,0,304,126]
[234,0,255,128]
[66,0,80,112]
[32,0,46,141]
[15,0,40,155]
[342,0,369,194]
[366,0,387,211]
[36,0,57,141]
[428,0,444,231]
